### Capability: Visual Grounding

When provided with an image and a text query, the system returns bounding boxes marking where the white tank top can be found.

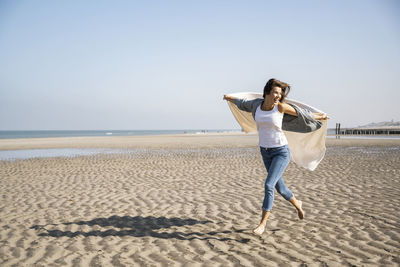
[255,104,288,148]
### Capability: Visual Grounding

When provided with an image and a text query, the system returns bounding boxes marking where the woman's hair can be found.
[263,78,291,102]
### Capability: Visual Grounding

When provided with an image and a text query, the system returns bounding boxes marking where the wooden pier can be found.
[339,127,400,135]
[334,123,400,135]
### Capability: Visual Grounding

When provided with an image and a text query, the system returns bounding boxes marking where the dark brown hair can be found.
[263,78,291,102]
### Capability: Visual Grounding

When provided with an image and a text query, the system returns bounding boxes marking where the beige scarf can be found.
[227,92,327,171]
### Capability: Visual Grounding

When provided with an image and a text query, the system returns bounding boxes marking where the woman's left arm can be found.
[278,102,329,120]
[278,102,298,116]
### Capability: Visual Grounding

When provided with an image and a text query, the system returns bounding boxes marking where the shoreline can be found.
[1,132,399,152]
[1,134,399,162]
[0,129,243,140]
[0,132,256,151]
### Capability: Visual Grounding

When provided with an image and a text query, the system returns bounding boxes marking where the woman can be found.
[223,78,328,235]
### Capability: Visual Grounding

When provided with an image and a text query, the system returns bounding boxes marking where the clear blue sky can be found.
[1,0,399,130]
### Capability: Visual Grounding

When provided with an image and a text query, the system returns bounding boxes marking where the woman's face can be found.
[267,86,282,104]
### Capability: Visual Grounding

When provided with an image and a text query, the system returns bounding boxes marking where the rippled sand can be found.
[0,134,399,266]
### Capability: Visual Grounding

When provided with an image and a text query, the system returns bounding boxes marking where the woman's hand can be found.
[223,95,236,102]
[314,113,329,121]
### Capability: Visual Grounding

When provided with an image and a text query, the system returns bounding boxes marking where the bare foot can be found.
[297,200,304,220]
[253,224,266,235]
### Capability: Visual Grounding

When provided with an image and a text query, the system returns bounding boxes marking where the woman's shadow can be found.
[31,215,250,243]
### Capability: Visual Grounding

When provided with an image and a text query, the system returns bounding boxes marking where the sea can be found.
[2,129,398,140]
[0,129,240,161]
[0,129,239,139]
[0,129,399,161]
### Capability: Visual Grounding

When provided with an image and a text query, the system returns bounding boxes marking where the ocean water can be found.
[1,130,398,161]
[0,130,238,139]
[0,148,128,161]
[3,130,398,140]
[0,147,258,161]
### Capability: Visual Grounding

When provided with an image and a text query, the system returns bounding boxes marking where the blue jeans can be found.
[260,145,293,211]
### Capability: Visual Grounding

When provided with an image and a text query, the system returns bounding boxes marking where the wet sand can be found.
[0,134,399,266]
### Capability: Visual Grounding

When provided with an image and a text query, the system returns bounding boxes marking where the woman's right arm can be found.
[223,94,255,113]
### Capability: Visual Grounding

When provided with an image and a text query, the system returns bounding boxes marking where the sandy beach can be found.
[0,134,399,266]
